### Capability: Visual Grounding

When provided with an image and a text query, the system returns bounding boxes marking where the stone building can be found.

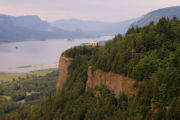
[90,40,98,46]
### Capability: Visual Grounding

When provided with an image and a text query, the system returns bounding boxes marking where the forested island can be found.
[0,17,180,120]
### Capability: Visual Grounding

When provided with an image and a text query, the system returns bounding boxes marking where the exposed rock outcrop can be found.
[56,56,136,97]
[56,56,71,92]
[86,67,136,97]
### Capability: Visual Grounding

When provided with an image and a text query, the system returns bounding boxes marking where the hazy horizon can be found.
[0,0,180,22]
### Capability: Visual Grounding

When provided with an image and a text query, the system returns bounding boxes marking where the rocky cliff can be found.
[56,56,71,91]
[56,56,136,96]
[86,66,136,97]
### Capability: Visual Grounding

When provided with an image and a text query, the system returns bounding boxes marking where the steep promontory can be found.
[56,54,136,97]
[56,56,71,91]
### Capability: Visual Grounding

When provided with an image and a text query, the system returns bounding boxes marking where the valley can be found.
[0,68,58,115]
[0,4,180,120]
[3,17,179,120]
[0,68,57,82]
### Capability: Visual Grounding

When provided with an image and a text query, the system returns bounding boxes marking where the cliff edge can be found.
[56,56,136,97]
[86,66,136,97]
[56,56,71,92]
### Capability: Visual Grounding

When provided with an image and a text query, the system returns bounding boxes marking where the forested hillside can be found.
[1,17,180,120]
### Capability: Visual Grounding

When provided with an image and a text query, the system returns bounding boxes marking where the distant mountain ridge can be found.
[51,18,138,36]
[132,6,180,27]
[0,14,138,43]
[0,14,96,43]
[10,15,54,32]
[1,5,180,43]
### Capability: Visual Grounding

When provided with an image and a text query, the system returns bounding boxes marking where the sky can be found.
[0,0,180,22]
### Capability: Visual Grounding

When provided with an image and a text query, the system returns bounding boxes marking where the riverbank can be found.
[0,36,113,73]
[0,68,58,82]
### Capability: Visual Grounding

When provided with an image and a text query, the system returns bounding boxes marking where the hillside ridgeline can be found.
[56,56,71,91]
[132,6,180,27]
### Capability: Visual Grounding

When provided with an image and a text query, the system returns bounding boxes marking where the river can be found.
[0,36,113,72]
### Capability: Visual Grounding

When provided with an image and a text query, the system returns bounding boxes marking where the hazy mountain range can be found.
[51,6,180,35]
[1,5,180,43]
[0,15,96,43]
[132,6,180,27]
[51,18,138,36]
[10,15,56,32]
[0,14,138,43]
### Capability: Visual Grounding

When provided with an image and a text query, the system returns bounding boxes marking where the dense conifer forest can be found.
[1,17,180,120]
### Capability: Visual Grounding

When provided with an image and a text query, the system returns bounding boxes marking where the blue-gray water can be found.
[0,36,113,72]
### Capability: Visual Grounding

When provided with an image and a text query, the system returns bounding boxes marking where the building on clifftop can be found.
[90,40,98,46]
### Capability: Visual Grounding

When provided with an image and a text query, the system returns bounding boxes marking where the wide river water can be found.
[0,36,113,72]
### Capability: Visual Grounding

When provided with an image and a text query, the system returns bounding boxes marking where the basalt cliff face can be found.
[86,67,136,97]
[56,56,71,92]
[56,56,136,96]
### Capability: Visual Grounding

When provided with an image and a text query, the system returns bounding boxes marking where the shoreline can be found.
[0,68,58,82]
